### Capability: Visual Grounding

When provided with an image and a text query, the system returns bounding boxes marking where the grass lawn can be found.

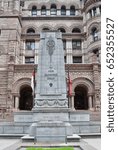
[26,147,74,150]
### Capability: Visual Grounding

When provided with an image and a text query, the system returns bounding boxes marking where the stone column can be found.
[91,9,94,17]
[66,39,72,64]
[71,94,75,110]
[37,10,41,16]
[87,12,90,20]
[66,10,70,16]
[96,7,100,15]
[75,10,78,16]
[47,10,50,16]
[0,0,4,11]
[15,96,19,110]
[13,0,20,12]
[88,95,93,110]
[57,10,60,15]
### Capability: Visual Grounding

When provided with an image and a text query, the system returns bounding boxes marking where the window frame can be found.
[25,40,35,50]
[72,40,81,50]
[73,56,82,63]
[31,6,37,16]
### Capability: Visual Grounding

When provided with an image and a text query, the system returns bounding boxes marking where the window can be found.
[20,1,25,7]
[41,6,46,15]
[32,6,37,16]
[99,6,101,13]
[61,6,66,15]
[72,40,81,50]
[72,28,81,33]
[58,28,66,33]
[89,9,92,18]
[92,28,98,41]
[50,4,57,15]
[73,56,82,63]
[63,40,66,50]
[27,28,35,34]
[70,6,75,16]
[25,40,35,50]
[93,7,97,16]
[64,56,66,63]
[42,28,50,31]
[25,57,35,64]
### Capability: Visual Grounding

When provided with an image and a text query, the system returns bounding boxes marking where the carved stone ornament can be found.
[46,36,55,56]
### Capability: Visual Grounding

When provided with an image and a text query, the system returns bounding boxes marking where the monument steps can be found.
[21,134,81,143]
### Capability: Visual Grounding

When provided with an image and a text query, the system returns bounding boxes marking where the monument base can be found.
[28,108,73,143]
[34,121,68,143]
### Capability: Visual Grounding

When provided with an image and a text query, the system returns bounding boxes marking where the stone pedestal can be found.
[36,121,67,143]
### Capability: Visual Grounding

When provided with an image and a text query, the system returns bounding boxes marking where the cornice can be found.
[21,16,83,21]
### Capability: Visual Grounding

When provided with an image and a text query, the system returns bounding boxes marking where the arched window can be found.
[92,27,98,41]
[41,6,46,15]
[50,4,57,15]
[32,6,37,16]
[61,6,66,15]
[42,28,50,31]
[93,7,97,17]
[58,28,66,33]
[70,6,75,16]
[27,28,35,34]
[72,28,81,33]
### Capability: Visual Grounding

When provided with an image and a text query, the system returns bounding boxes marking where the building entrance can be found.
[74,85,88,110]
[19,85,33,110]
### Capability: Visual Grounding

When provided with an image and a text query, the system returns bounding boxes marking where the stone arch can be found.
[28,3,39,10]
[72,77,94,110]
[67,3,79,9]
[22,25,38,34]
[72,77,94,95]
[12,78,33,110]
[39,24,53,32]
[70,24,83,33]
[38,3,49,9]
[54,24,69,33]
[58,3,67,9]
[88,22,100,35]
[12,78,31,95]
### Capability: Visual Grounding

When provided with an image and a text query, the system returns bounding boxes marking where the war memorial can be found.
[0,0,101,149]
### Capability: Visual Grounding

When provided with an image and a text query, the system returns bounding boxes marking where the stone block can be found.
[70,113,90,122]
[4,126,23,134]
[0,126,3,134]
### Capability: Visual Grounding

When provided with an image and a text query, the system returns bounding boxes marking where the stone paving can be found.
[0,139,20,150]
[82,138,101,150]
[0,138,101,150]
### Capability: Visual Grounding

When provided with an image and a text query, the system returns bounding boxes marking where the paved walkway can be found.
[0,139,20,150]
[82,138,101,150]
[0,138,101,150]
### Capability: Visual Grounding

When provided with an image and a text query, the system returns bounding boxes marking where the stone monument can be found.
[30,31,73,143]
[34,31,68,108]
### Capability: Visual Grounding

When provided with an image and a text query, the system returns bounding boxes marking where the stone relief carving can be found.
[47,36,55,68]
[95,89,101,111]
[35,99,68,107]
